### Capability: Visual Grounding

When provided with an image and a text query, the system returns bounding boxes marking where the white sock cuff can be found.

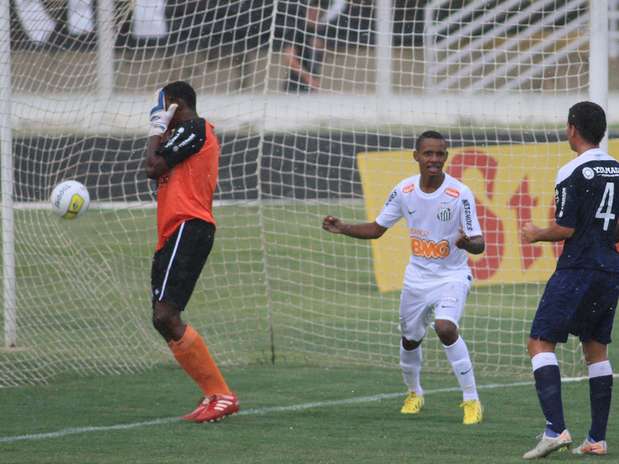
[588,360,613,378]
[399,344,422,368]
[400,344,422,355]
[531,352,558,371]
[443,335,464,351]
[443,336,471,365]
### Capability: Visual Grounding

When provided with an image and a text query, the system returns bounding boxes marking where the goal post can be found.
[590,0,609,151]
[1,0,16,350]
[96,0,116,98]
[0,1,610,386]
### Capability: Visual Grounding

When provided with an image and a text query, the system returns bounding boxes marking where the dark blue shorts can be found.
[530,268,619,344]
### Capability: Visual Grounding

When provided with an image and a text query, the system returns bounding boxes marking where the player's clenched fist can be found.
[322,215,343,234]
[521,222,541,244]
[455,228,470,249]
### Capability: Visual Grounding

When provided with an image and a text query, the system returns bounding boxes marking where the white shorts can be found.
[399,280,471,342]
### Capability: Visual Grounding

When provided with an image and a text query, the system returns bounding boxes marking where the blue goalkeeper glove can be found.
[148,88,178,136]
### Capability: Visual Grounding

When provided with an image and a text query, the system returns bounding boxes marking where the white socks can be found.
[531,351,559,371]
[588,360,613,379]
[444,336,478,401]
[400,343,424,396]
[400,336,478,401]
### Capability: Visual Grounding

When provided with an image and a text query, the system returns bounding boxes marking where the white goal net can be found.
[0,0,604,386]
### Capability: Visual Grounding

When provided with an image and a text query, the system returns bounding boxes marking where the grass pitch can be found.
[1,364,618,464]
[1,203,618,462]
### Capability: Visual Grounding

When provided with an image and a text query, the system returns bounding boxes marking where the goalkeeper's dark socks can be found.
[531,352,566,435]
[587,360,613,442]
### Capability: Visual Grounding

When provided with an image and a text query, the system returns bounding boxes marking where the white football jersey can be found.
[375,173,482,286]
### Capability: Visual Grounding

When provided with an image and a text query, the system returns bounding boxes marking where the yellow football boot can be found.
[461,399,483,425]
[400,392,424,414]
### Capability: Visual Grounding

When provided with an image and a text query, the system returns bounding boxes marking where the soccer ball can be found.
[50,180,90,219]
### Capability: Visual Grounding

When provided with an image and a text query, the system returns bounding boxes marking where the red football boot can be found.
[191,393,239,423]
[182,397,210,422]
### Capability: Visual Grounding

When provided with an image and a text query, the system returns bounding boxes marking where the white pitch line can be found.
[0,376,593,444]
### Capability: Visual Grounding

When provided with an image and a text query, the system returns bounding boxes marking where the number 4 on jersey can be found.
[596,182,615,231]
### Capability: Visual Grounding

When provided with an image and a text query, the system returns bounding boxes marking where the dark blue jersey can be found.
[555,148,619,272]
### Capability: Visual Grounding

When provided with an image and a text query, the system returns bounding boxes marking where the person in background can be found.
[282,0,346,92]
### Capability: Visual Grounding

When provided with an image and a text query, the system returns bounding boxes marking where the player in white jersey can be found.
[322,130,485,424]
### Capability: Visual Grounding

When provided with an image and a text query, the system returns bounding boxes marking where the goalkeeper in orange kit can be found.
[144,81,238,423]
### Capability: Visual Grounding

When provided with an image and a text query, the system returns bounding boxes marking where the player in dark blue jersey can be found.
[521,101,619,459]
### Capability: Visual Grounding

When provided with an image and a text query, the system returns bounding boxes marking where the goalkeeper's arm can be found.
[144,88,178,179]
[322,216,387,239]
[145,136,168,179]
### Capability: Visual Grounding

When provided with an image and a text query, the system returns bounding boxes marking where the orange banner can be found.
[357,140,619,292]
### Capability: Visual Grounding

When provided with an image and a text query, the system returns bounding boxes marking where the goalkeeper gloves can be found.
[148,88,178,137]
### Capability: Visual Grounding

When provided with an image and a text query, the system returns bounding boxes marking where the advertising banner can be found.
[357,140,619,292]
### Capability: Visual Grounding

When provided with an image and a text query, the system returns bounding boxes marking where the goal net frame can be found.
[0,0,610,386]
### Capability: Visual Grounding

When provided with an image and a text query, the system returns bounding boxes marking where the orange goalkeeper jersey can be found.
[155,117,219,250]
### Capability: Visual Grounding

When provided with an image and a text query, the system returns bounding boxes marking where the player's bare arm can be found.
[322,216,387,239]
[283,45,320,89]
[455,229,485,254]
[145,136,169,179]
[521,221,574,244]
